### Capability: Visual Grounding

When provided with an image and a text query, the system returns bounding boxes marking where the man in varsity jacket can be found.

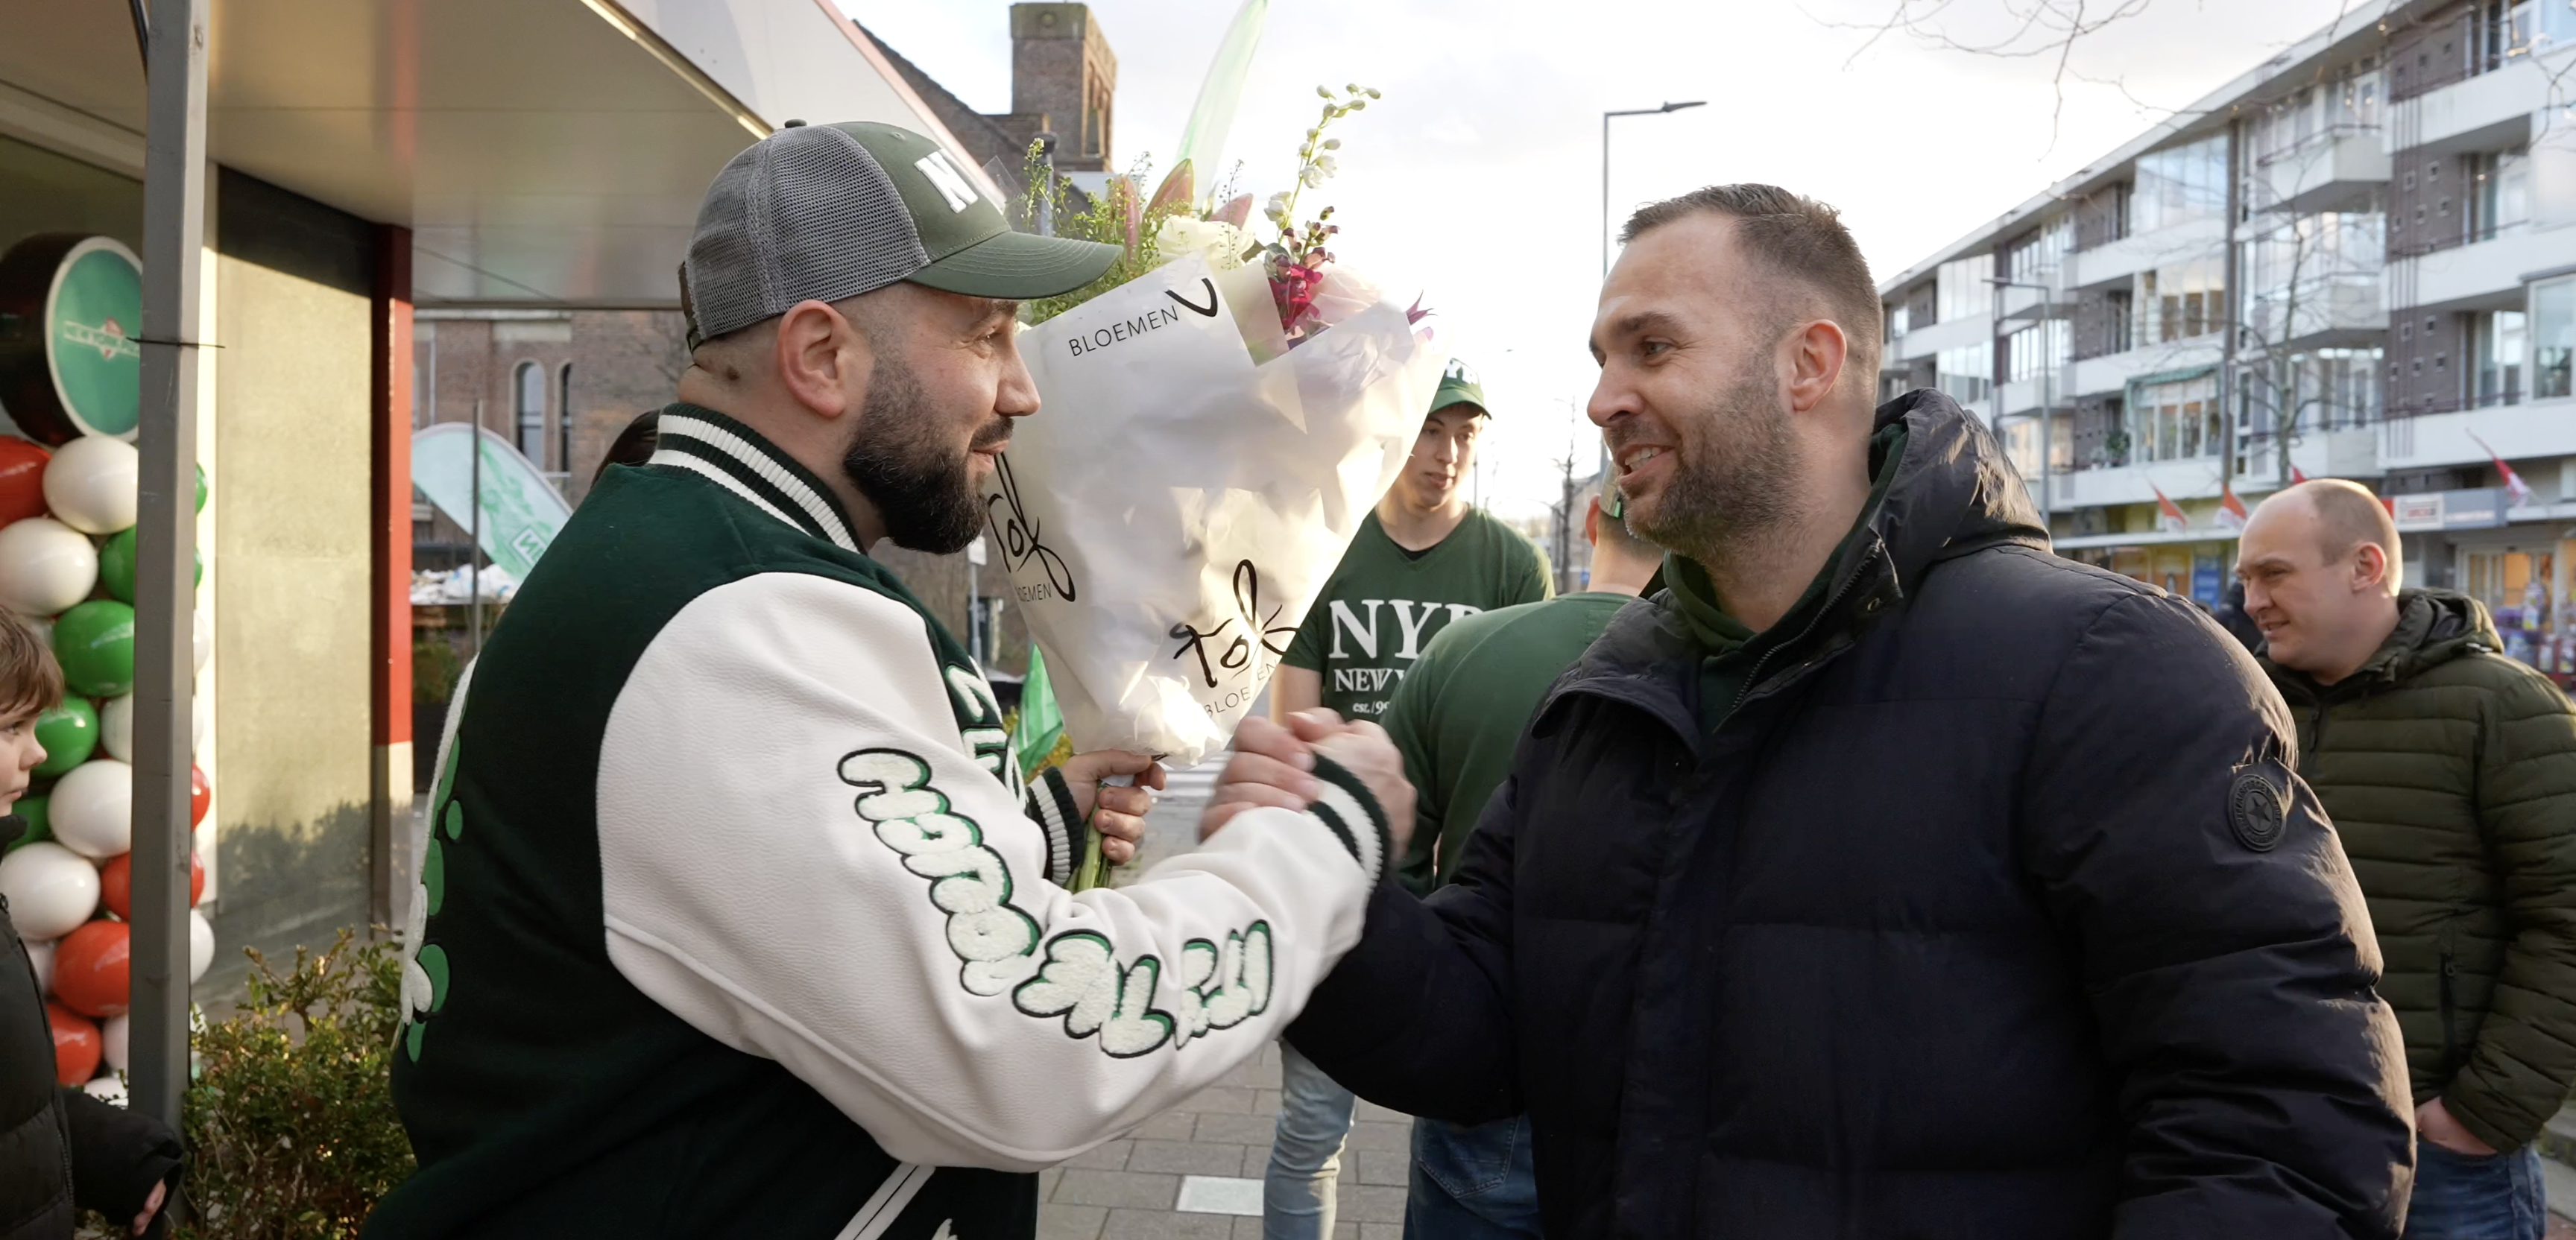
[364,121,1411,1240]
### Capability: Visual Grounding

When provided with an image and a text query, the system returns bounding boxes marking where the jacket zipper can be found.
[2439,949,2461,1081]
[1731,540,1887,715]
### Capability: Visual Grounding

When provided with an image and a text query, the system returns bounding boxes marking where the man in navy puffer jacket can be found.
[1210,185,2415,1239]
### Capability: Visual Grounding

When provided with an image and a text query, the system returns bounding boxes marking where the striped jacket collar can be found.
[647,404,862,552]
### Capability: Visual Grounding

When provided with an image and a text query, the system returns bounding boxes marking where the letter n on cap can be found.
[917,151,980,212]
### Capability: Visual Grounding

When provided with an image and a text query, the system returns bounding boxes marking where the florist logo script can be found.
[1062,277,1223,358]
[985,452,1076,603]
[1168,560,1298,718]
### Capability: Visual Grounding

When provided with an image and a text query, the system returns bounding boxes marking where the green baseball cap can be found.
[681,120,1120,343]
[1431,358,1488,417]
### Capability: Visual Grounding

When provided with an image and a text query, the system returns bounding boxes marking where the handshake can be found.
[1199,709,1419,862]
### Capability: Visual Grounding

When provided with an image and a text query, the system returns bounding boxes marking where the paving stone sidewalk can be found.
[1035,1040,1413,1240]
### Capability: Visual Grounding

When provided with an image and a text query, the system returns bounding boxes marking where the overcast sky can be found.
[844,0,2369,520]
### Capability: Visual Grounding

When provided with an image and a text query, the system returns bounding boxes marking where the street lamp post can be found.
[1989,275,2059,527]
[1598,101,1705,486]
[1603,101,1705,276]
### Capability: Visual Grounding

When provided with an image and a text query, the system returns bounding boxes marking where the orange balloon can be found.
[0,437,52,529]
[45,1000,99,1085]
[52,919,130,1019]
[98,851,203,920]
[190,765,209,828]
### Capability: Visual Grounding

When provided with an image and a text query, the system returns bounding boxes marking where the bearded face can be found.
[839,347,1008,555]
[1619,352,1805,562]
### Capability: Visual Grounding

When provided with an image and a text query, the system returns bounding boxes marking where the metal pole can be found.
[131,0,207,1133]
[1601,111,1612,277]
[469,401,483,654]
[2039,283,2054,527]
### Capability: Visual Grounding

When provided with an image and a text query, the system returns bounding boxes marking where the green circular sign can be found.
[45,239,142,440]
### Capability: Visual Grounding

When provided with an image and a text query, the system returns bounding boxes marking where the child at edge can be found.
[0,613,181,1238]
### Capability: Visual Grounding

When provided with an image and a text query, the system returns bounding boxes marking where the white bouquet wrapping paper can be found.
[981,253,1444,768]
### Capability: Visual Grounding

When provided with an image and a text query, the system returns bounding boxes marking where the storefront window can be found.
[2533,276,2576,399]
[2464,545,2571,674]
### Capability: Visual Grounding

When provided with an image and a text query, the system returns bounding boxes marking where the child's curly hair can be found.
[0,613,64,723]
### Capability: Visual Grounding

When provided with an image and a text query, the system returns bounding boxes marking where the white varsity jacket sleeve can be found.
[593,572,1389,1171]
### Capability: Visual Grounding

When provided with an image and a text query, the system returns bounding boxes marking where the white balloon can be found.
[42,435,139,535]
[0,518,97,617]
[192,692,209,752]
[24,937,52,996]
[192,608,209,673]
[101,1013,127,1072]
[48,759,132,859]
[81,1074,125,1107]
[0,842,99,939]
[188,908,213,984]
[99,694,132,762]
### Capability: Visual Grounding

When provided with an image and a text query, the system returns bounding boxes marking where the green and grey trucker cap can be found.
[680,120,1120,344]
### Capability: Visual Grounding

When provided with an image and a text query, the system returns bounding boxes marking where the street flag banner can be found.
[2467,431,2537,508]
[1013,645,1067,784]
[2216,484,2249,531]
[411,423,573,580]
[2153,484,2191,534]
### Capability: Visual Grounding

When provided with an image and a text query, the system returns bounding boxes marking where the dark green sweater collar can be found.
[1665,420,1909,656]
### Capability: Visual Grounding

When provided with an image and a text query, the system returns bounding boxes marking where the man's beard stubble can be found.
[840,350,1007,555]
[1628,360,1805,567]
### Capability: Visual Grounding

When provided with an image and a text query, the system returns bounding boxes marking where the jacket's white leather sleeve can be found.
[594,572,1387,1171]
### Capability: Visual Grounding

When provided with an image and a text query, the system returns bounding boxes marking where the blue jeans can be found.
[1264,1043,1356,1240]
[1406,1114,1541,1239]
[2403,1142,2546,1240]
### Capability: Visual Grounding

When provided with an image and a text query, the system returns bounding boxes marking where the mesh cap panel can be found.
[683,126,929,342]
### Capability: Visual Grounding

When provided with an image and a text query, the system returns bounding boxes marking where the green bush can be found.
[177,930,414,1239]
[412,639,463,706]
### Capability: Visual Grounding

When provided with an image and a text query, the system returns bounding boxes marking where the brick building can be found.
[412,4,1128,695]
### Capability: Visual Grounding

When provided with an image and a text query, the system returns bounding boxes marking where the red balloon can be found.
[52,919,130,1019]
[46,1001,99,1085]
[99,851,204,920]
[190,765,209,828]
[0,437,51,529]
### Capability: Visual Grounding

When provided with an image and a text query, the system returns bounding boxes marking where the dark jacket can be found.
[1,817,183,1240]
[2266,589,2576,1151]
[1288,391,2414,1239]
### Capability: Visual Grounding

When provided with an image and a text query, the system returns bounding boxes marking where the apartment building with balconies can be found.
[1879,0,2576,677]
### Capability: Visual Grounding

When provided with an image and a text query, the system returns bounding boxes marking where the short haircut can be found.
[2293,478,2403,592]
[1621,185,1884,382]
[0,613,63,724]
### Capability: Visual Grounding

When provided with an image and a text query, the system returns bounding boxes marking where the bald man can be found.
[2242,480,2576,1240]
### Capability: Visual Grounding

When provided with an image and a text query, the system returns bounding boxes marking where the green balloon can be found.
[96,528,199,605]
[195,463,207,513]
[53,600,134,698]
[3,793,45,853]
[31,698,95,777]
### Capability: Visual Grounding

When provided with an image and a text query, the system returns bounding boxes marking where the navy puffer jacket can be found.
[1288,391,2414,1239]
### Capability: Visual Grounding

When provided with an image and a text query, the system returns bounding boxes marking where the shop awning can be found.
[2052,528,2238,551]
[0,0,997,308]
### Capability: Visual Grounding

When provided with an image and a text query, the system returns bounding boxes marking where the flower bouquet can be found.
[985,85,1442,797]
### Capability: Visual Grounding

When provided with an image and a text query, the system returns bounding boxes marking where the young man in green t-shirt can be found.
[1376,485,1660,1237]
[1263,361,1549,1240]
